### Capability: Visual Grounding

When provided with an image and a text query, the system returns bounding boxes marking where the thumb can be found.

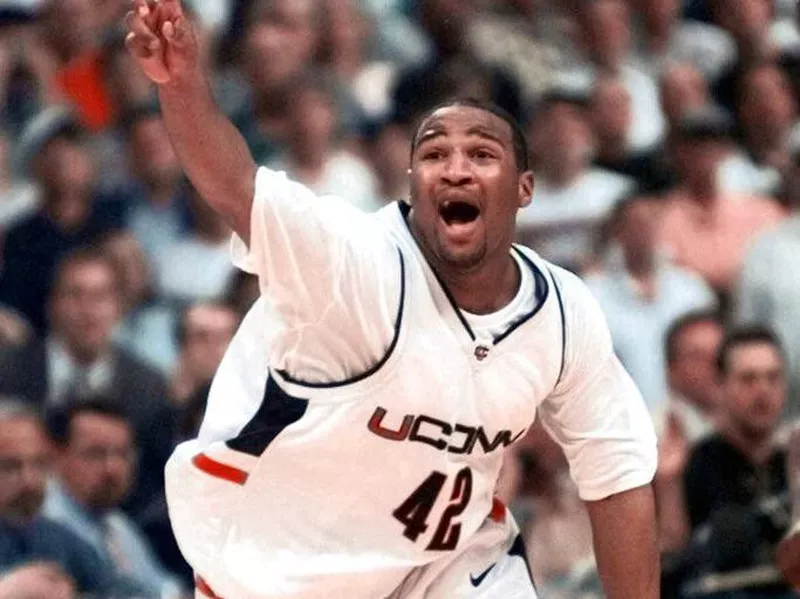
[163,16,190,49]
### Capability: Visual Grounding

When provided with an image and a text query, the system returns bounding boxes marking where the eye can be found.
[421,149,445,161]
[471,148,497,161]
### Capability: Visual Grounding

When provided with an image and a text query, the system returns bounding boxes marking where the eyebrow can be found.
[415,126,508,149]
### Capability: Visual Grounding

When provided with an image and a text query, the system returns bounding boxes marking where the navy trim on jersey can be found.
[396,203,551,346]
[547,267,567,387]
[226,376,309,457]
[276,248,406,389]
[508,534,537,589]
[491,247,550,345]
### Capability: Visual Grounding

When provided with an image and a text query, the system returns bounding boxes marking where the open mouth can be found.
[438,201,481,226]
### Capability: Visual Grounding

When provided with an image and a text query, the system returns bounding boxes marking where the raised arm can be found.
[125,0,255,240]
[124,0,400,383]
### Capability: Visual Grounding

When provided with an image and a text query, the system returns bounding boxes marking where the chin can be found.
[439,245,487,272]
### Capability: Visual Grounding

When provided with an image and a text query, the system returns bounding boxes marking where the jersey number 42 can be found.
[392,467,473,551]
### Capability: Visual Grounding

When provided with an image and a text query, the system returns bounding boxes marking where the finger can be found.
[163,16,188,47]
[124,11,161,54]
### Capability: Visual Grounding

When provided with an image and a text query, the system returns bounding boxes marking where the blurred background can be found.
[0,0,797,597]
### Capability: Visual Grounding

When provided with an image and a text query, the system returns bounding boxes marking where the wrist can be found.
[157,64,208,96]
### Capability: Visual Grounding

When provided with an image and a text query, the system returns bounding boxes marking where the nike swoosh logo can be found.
[469,563,496,587]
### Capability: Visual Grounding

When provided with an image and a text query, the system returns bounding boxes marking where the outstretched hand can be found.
[124,0,198,84]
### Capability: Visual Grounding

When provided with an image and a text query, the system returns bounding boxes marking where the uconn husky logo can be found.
[367,407,524,455]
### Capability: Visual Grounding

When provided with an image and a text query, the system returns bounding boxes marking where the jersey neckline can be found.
[391,201,550,346]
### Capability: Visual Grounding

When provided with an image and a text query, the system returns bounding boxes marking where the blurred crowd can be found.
[0,0,797,597]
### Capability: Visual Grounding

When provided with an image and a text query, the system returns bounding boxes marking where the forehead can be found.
[728,342,783,370]
[71,412,130,440]
[415,106,514,145]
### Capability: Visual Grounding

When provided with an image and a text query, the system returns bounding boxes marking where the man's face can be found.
[183,305,239,383]
[669,320,723,409]
[591,79,632,142]
[722,342,787,440]
[59,413,135,511]
[129,116,181,190]
[34,137,94,197]
[49,260,120,360]
[409,106,533,271]
[0,417,51,525]
[616,198,660,256]
[582,0,631,68]
[243,0,317,93]
[534,103,594,173]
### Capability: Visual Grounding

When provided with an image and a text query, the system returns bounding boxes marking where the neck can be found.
[724,423,773,465]
[624,252,655,277]
[687,177,718,203]
[291,146,328,178]
[45,193,90,232]
[436,252,519,315]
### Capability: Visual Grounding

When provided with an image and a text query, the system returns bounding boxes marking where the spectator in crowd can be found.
[736,141,800,420]
[0,106,124,333]
[121,102,190,263]
[316,0,399,123]
[0,398,135,597]
[364,114,410,206]
[633,0,737,83]
[517,89,634,272]
[658,62,712,130]
[590,74,674,191]
[392,0,523,125]
[38,0,122,132]
[585,192,716,413]
[727,63,798,196]
[154,183,236,304]
[571,0,666,152]
[266,74,380,212]
[679,327,792,595]
[43,398,186,599]
[100,230,177,374]
[652,311,725,555]
[710,0,783,113]
[466,0,575,104]
[0,247,175,520]
[229,0,321,164]
[169,301,239,406]
[659,106,785,296]
[654,310,725,441]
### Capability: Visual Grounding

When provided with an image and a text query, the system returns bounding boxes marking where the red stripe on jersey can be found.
[489,497,506,523]
[192,452,249,485]
[195,575,224,598]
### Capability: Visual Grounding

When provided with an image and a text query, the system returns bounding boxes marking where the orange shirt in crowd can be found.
[659,191,786,294]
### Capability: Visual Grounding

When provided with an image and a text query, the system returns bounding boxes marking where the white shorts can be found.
[194,511,538,599]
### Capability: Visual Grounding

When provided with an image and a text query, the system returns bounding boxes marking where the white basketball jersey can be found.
[165,168,657,599]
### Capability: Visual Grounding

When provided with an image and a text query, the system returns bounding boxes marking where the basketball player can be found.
[125,1,660,597]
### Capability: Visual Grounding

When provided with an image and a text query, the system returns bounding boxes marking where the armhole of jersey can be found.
[547,266,567,390]
[275,247,407,389]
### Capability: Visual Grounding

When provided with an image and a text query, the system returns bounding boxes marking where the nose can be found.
[441,152,473,186]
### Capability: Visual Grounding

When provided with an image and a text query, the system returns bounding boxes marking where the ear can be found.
[517,170,534,209]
